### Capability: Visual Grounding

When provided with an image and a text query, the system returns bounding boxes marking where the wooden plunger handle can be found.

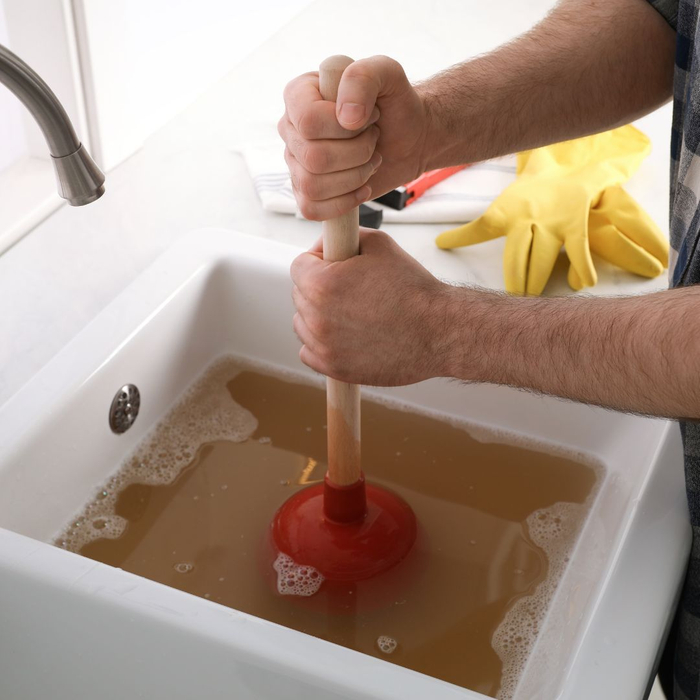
[319,55,362,487]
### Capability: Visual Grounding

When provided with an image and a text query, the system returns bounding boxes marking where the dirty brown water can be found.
[56,357,599,698]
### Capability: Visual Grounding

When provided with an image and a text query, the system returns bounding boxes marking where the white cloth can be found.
[240,135,516,224]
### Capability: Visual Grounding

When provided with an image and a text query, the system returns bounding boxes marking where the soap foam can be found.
[53,352,600,697]
[492,501,588,700]
[376,636,398,655]
[273,553,324,597]
[228,358,606,696]
[55,357,258,552]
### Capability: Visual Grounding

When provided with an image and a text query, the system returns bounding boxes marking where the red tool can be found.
[270,55,417,592]
[374,165,468,210]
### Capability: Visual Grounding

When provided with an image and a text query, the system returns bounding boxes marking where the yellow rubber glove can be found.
[435,126,669,295]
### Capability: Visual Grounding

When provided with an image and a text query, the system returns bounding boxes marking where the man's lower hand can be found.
[290,229,455,386]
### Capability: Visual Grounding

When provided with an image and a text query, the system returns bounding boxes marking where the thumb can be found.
[435,208,507,249]
[290,250,330,292]
[335,56,409,129]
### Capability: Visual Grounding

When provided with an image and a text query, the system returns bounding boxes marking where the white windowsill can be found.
[0,157,64,255]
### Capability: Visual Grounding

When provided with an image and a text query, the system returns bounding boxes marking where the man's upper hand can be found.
[278,56,433,220]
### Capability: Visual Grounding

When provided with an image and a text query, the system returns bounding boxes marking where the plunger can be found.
[271,55,417,587]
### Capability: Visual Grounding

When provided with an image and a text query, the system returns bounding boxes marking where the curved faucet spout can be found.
[0,43,104,206]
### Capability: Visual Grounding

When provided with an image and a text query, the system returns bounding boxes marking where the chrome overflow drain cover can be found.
[109,384,140,434]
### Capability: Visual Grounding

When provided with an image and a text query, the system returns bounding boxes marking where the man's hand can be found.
[279,0,673,223]
[278,57,432,221]
[290,229,452,386]
[290,229,700,420]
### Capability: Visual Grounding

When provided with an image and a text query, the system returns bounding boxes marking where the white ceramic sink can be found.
[0,229,690,700]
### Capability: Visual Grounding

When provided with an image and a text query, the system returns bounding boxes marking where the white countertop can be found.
[0,0,673,406]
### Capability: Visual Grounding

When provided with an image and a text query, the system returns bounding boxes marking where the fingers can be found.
[435,207,507,250]
[291,284,310,314]
[293,290,334,377]
[591,186,669,268]
[569,186,667,287]
[294,314,330,376]
[525,225,563,296]
[568,265,584,291]
[356,226,392,249]
[282,72,380,140]
[292,284,328,373]
[562,217,597,290]
[292,182,373,221]
[290,234,383,298]
[280,110,380,219]
[284,145,380,214]
[292,310,315,350]
[281,117,380,175]
[588,225,664,278]
[290,251,327,293]
[335,56,409,130]
[280,58,405,222]
[299,344,330,376]
[502,222,534,295]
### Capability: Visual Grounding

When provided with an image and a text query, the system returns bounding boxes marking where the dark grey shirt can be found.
[645,2,700,697]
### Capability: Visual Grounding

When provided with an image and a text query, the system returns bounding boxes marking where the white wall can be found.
[0,0,27,171]
[73,0,313,171]
[1,0,90,160]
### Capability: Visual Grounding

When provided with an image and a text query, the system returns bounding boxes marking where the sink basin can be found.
[0,229,690,700]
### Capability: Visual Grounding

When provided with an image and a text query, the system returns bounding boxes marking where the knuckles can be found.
[277,115,286,140]
[364,55,406,84]
[306,312,332,341]
[301,142,331,174]
[296,109,322,140]
[294,171,322,201]
[296,198,322,221]
[361,130,378,163]
[329,196,351,219]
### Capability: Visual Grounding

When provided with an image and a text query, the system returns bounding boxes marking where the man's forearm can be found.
[419,0,675,168]
[440,285,700,420]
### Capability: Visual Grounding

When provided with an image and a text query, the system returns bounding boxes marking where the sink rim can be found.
[0,228,689,700]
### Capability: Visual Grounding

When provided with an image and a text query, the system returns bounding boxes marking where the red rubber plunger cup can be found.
[271,55,417,587]
[272,473,416,582]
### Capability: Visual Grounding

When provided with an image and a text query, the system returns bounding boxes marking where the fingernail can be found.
[357,185,372,202]
[368,106,380,125]
[369,152,382,173]
[339,103,365,126]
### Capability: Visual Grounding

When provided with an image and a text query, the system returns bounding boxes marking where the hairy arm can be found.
[421,0,676,168]
[280,0,675,218]
[440,285,698,419]
[292,231,700,421]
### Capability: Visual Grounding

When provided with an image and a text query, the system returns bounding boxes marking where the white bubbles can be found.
[492,502,587,700]
[57,489,127,551]
[54,357,258,553]
[376,636,397,654]
[173,562,194,574]
[273,553,324,597]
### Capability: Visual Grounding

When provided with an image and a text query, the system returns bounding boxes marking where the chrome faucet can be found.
[0,43,104,206]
